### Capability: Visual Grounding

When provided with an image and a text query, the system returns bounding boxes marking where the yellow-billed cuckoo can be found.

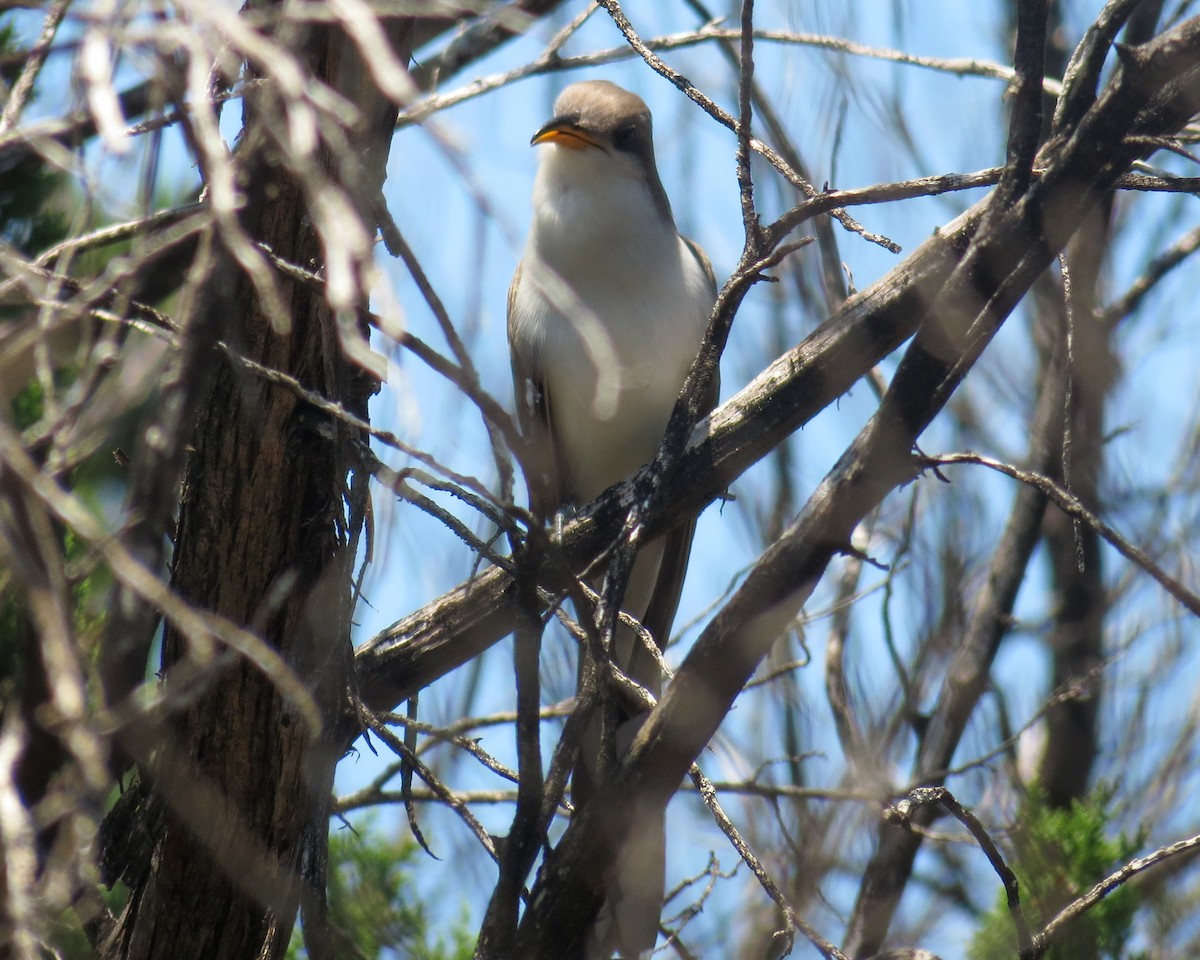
[508,80,717,958]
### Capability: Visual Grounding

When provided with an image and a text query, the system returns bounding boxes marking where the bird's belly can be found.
[546,326,693,504]
[557,384,674,502]
[519,236,712,506]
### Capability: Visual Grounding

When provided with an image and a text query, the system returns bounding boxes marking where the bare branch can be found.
[922,451,1200,617]
[1032,833,1200,957]
[885,787,1032,959]
[0,0,72,136]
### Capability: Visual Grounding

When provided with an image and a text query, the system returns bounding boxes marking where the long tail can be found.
[577,519,696,958]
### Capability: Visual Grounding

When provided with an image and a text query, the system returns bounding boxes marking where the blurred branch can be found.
[336,778,872,815]
[0,79,161,173]
[824,525,871,772]
[844,215,1072,956]
[923,452,1200,617]
[408,1,595,120]
[0,0,71,135]
[357,12,1200,717]
[399,24,1070,128]
[375,208,517,500]
[1099,223,1200,325]
[511,14,1200,956]
[408,0,574,89]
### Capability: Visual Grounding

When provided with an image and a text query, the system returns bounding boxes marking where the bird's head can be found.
[530,80,672,223]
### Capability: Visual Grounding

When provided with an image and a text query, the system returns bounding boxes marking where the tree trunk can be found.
[100,16,416,960]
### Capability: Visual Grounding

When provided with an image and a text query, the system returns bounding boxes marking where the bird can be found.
[507,79,718,958]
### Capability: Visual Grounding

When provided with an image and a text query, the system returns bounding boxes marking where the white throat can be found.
[529,146,677,282]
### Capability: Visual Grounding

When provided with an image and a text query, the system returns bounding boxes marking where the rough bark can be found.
[98,17,416,960]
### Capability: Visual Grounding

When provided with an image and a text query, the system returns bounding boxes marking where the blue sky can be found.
[8,0,1199,954]
[350,3,1200,954]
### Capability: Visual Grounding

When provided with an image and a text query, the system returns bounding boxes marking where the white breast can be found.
[512,146,713,503]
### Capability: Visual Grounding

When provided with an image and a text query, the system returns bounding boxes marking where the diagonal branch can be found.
[354,16,1200,722]
[508,16,1200,956]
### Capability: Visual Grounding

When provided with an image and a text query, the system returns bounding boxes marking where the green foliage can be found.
[287,818,474,960]
[65,524,112,653]
[0,379,113,687]
[8,376,44,427]
[969,786,1143,960]
[45,883,129,960]
[0,20,74,254]
[0,156,72,253]
[0,580,21,684]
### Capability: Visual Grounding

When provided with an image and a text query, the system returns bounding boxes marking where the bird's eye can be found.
[611,122,638,152]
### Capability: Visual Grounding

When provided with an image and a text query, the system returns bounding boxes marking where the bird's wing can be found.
[683,234,718,296]
[507,262,562,518]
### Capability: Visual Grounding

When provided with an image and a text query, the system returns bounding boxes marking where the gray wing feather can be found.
[683,235,718,296]
[507,262,561,517]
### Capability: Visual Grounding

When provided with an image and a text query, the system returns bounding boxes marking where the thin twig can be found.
[1031,832,1200,957]
[397,25,1066,129]
[373,709,521,786]
[734,0,758,245]
[357,705,499,864]
[0,0,73,136]
[920,452,1200,617]
[375,206,517,501]
[885,786,1032,959]
[691,767,849,960]
[1099,223,1200,326]
[593,0,898,253]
